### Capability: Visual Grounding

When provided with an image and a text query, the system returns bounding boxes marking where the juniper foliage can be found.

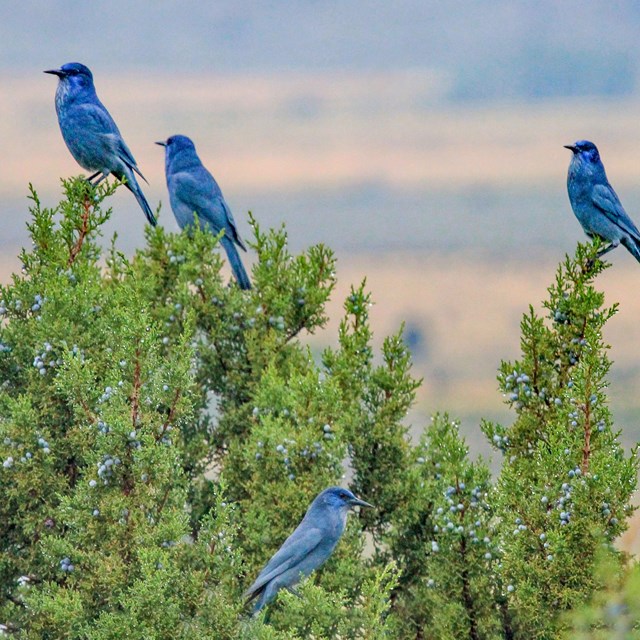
[0,180,636,638]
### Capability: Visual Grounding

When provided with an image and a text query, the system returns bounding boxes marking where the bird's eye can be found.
[339,491,348,499]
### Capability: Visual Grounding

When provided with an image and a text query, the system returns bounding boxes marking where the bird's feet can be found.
[582,241,615,274]
[85,171,108,186]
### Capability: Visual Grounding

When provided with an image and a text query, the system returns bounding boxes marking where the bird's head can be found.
[319,487,374,511]
[564,140,600,164]
[44,63,94,90]
[155,135,196,154]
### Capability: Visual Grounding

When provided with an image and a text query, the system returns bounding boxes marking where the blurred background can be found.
[1,2,639,544]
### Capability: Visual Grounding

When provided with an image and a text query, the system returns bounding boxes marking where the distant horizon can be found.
[4,1,640,100]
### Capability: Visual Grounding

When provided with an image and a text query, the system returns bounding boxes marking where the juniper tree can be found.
[383,414,501,639]
[482,243,638,639]
[0,180,398,639]
[0,180,637,639]
[0,181,247,639]
[364,243,637,640]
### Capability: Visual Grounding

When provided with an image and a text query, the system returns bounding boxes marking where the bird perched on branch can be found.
[565,140,640,263]
[157,135,251,289]
[44,62,156,226]
[245,486,373,614]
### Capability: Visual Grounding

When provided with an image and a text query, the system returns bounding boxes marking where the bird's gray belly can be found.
[171,201,203,230]
[574,205,624,243]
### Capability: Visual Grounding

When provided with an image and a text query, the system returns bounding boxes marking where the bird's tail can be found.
[622,236,640,263]
[121,167,157,226]
[221,236,252,290]
[244,584,268,616]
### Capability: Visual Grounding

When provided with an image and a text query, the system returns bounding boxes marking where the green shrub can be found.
[0,180,636,638]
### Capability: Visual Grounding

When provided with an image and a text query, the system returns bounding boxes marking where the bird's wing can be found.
[70,104,146,180]
[171,170,236,233]
[170,166,246,249]
[72,102,120,137]
[64,103,143,180]
[244,526,324,601]
[171,170,217,215]
[220,198,247,251]
[592,184,640,240]
[114,137,147,182]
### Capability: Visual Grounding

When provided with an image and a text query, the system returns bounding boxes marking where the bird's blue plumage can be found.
[45,62,156,226]
[158,135,251,289]
[565,140,640,262]
[244,486,373,613]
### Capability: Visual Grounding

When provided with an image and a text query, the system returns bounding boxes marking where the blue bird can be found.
[156,135,251,289]
[245,486,373,614]
[44,62,156,226]
[565,140,640,262]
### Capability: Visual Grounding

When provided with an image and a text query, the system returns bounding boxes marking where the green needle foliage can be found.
[482,244,638,639]
[0,180,637,638]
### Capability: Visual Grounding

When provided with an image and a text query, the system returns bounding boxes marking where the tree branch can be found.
[68,196,91,267]
[130,348,141,428]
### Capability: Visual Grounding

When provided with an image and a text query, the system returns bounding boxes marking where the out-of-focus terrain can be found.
[1,72,640,551]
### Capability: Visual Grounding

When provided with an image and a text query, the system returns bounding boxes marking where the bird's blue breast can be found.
[567,158,595,204]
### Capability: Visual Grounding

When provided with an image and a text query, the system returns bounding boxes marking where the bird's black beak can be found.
[564,144,578,153]
[350,497,374,509]
[155,141,167,147]
[44,69,64,77]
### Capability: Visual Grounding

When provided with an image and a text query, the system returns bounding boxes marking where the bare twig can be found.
[130,348,141,428]
[156,388,182,442]
[582,388,592,474]
[68,196,91,267]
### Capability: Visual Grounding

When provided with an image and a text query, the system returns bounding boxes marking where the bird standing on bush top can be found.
[157,135,251,289]
[565,140,640,262]
[245,486,373,614]
[44,62,156,226]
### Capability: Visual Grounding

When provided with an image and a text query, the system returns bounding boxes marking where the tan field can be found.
[4,71,640,197]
